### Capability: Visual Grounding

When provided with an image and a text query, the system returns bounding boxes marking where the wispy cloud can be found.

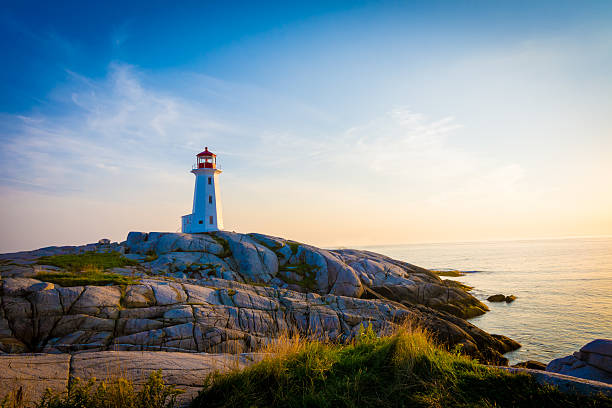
[0,64,239,196]
[0,63,526,208]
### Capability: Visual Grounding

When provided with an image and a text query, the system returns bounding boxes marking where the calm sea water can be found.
[360,237,612,365]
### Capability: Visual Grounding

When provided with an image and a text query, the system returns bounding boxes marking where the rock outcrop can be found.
[0,276,516,364]
[547,339,612,384]
[119,232,489,319]
[0,231,516,365]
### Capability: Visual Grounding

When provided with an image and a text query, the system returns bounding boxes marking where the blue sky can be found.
[1,1,611,251]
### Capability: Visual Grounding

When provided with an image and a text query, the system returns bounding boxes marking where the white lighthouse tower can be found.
[181,147,224,233]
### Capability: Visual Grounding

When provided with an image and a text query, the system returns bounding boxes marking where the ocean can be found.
[361,237,612,365]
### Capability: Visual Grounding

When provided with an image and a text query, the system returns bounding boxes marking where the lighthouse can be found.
[181,147,224,233]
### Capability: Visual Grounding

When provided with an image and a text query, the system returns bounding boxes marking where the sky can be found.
[1,0,611,252]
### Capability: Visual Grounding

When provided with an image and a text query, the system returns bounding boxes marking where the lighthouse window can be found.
[208,195,212,204]
[208,177,212,185]
[209,216,214,224]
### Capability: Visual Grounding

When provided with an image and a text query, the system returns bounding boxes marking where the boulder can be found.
[216,231,278,282]
[498,366,612,397]
[487,294,507,302]
[547,339,612,384]
[486,294,517,303]
[581,339,612,360]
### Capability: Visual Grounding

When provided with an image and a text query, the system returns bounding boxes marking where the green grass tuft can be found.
[192,326,612,408]
[34,252,140,287]
[278,263,319,291]
[34,268,139,287]
[36,252,138,271]
[287,241,300,255]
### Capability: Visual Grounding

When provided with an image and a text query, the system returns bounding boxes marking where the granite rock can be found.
[547,339,612,384]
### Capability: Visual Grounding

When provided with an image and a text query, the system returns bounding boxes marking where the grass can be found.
[287,241,300,256]
[192,325,612,408]
[36,252,138,271]
[34,252,140,287]
[1,370,182,408]
[34,266,139,287]
[278,263,319,291]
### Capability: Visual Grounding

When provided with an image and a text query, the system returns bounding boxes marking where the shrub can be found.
[192,325,612,408]
[34,370,182,408]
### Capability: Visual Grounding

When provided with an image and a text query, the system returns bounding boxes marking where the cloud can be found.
[0,64,238,197]
[1,63,526,211]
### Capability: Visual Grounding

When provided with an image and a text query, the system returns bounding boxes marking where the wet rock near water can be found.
[487,294,517,303]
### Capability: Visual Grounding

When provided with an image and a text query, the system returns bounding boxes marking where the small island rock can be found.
[487,294,506,302]
[487,294,517,303]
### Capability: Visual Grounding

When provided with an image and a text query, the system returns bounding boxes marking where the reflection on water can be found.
[361,237,612,365]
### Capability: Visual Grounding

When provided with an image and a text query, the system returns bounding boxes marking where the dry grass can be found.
[1,371,182,408]
[193,323,612,408]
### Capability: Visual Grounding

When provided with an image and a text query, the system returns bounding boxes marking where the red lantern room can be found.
[196,147,216,169]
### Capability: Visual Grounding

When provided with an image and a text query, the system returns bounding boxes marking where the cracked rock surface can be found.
[0,231,515,365]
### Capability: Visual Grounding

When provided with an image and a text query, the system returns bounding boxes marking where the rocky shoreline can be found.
[0,231,515,363]
[0,231,609,405]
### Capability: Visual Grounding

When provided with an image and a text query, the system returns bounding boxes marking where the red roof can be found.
[196,147,215,157]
